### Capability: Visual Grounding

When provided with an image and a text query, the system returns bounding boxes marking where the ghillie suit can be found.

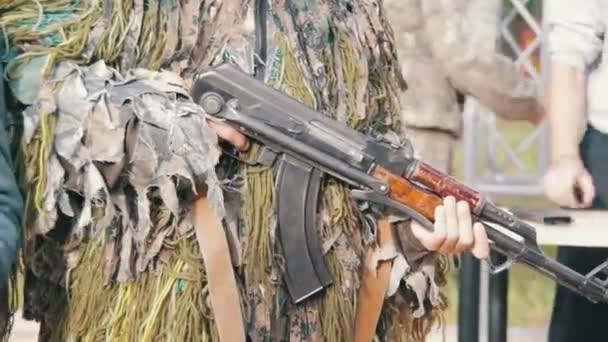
[1,0,449,341]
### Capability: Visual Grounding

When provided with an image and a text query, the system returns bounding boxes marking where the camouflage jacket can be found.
[385,0,541,136]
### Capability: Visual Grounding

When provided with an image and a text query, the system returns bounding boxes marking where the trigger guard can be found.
[485,253,514,275]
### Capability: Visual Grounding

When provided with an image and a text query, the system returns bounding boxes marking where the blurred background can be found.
[383,0,553,337]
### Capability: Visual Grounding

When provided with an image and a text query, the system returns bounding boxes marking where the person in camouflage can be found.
[384,0,543,172]
[0,1,489,341]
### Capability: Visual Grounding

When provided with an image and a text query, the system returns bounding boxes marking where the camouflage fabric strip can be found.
[269,0,318,109]
[136,0,160,68]
[83,0,111,60]
[171,0,203,72]
[283,0,332,112]
[119,0,144,70]
[160,0,180,67]
[93,0,131,63]
[187,0,251,75]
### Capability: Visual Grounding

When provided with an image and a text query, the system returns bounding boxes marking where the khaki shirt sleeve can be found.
[421,0,540,121]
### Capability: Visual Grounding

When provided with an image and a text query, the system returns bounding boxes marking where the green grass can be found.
[443,118,557,327]
[443,250,557,327]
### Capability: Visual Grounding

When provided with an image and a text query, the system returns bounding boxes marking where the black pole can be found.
[488,255,509,342]
[458,253,481,342]
[488,272,509,342]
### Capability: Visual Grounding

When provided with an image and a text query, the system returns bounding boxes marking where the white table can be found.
[533,210,608,247]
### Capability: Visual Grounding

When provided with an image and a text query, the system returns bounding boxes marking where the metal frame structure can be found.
[462,0,547,197]
[459,1,546,342]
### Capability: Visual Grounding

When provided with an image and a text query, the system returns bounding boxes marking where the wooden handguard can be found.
[373,166,442,220]
[410,161,484,213]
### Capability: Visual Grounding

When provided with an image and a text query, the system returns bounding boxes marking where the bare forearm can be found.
[547,63,587,163]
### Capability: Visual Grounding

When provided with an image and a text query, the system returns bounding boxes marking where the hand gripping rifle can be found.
[192,63,608,304]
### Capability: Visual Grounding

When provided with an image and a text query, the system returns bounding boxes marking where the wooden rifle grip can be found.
[373,166,442,220]
[409,161,484,213]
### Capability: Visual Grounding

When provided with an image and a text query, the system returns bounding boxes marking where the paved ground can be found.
[8,313,38,341]
[426,325,548,342]
[8,311,547,342]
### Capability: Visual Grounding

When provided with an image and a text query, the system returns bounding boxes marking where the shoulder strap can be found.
[193,196,246,342]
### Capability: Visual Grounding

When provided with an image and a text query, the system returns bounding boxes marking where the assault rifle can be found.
[192,63,608,305]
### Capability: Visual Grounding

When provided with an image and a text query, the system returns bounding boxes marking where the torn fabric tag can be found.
[404,254,444,318]
[385,253,410,298]
[366,240,399,272]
